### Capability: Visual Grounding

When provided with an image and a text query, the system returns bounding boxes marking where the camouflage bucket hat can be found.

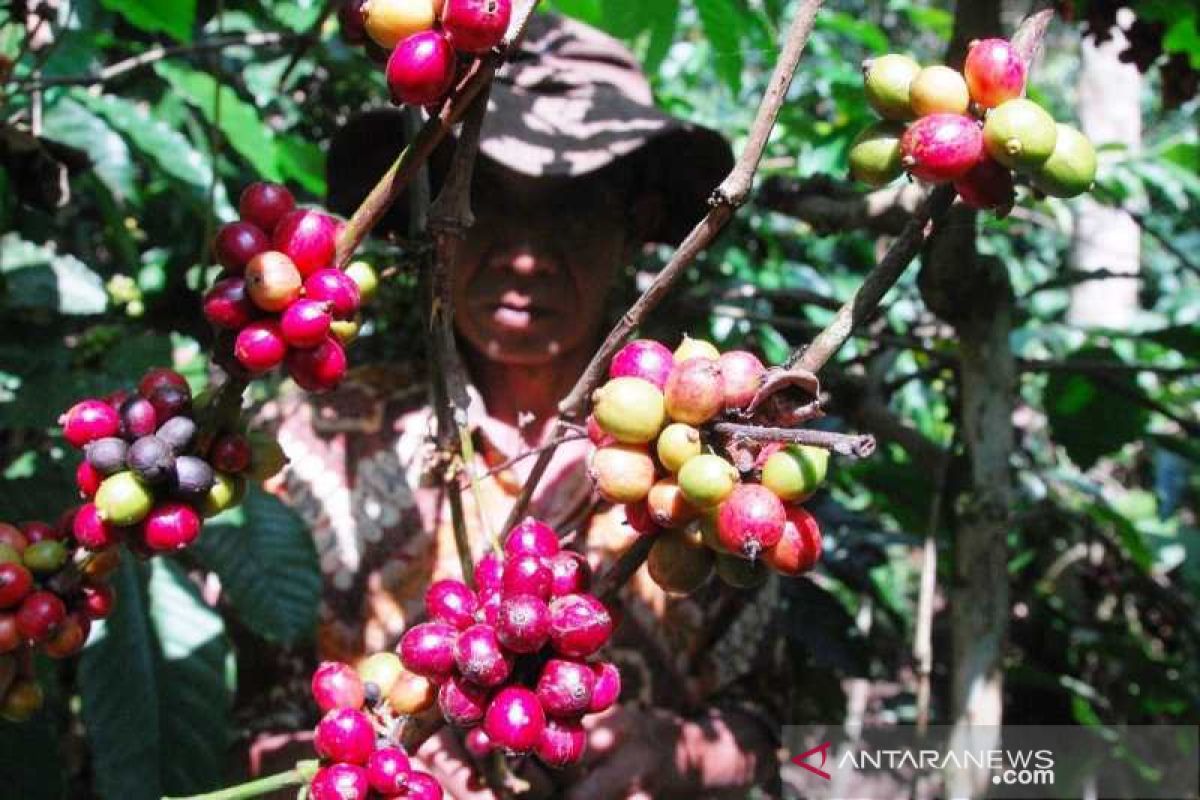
[328,13,734,245]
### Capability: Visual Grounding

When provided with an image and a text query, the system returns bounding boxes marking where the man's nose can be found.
[493,245,557,277]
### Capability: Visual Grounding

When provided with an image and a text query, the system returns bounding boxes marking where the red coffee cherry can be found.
[964,38,1027,109]
[438,674,491,727]
[366,746,412,795]
[210,433,252,474]
[954,156,1016,213]
[608,339,674,390]
[547,594,612,659]
[272,210,337,277]
[279,298,334,349]
[900,113,984,183]
[44,613,89,658]
[309,763,369,800]
[716,483,787,560]
[146,385,192,424]
[484,686,546,755]
[141,503,202,552]
[425,579,478,630]
[718,350,766,410]
[475,552,504,593]
[465,727,494,757]
[548,551,591,597]
[214,221,270,273]
[312,661,366,712]
[338,0,369,45]
[454,623,512,687]
[0,613,21,653]
[535,658,595,719]
[21,521,59,544]
[137,368,190,400]
[81,583,116,620]
[535,718,586,768]
[0,562,34,609]
[501,554,552,600]
[15,590,66,641]
[494,593,550,654]
[441,0,512,53]
[303,269,361,320]
[588,661,621,713]
[398,621,458,681]
[503,517,559,560]
[203,277,257,330]
[764,505,823,577]
[235,321,288,375]
[76,461,103,497]
[386,30,456,107]
[60,400,121,448]
[314,707,375,764]
[73,503,120,551]
[285,337,348,393]
[404,772,445,800]
[664,357,724,425]
[238,182,296,236]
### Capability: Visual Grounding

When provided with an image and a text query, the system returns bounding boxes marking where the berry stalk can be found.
[161,760,318,800]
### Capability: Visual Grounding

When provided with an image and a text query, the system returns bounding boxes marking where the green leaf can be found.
[695,0,744,93]
[641,0,680,73]
[0,233,107,315]
[277,136,327,197]
[79,558,232,800]
[191,487,321,645]
[0,707,66,799]
[1044,348,1151,470]
[42,96,135,202]
[98,0,196,43]
[155,62,283,182]
[816,11,889,54]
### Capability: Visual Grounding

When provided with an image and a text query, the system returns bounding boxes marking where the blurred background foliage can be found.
[0,0,1196,798]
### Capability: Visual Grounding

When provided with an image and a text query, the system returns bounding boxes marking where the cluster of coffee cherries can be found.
[338,0,511,107]
[588,337,825,595]
[0,517,120,721]
[205,181,378,392]
[397,519,620,768]
[849,37,1098,212]
[307,660,443,800]
[63,368,285,554]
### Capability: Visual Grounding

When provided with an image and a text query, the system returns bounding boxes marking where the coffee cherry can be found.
[502,554,553,600]
[455,623,512,687]
[210,433,252,474]
[364,0,437,48]
[441,0,511,53]
[329,317,361,346]
[0,614,20,653]
[848,121,906,187]
[238,182,296,235]
[764,505,822,576]
[476,552,504,593]
[677,454,739,509]
[128,435,175,484]
[0,679,43,722]
[0,544,18,565]
[484,686,545,755]
[716,484,787,559]
[964,38,1026,109]
[589,444,656,504]
[589,661,621,713]
[954,156,1016,212]
[245,251,303,312]
[21,521,58,544]
[0,563,33,608]
[119,396,158,440]
[648,527,714,594]
[81,583,115,620]
[585,414,614,447]
[465,727,494,757]
[623,501,657,537]
[982,98,1057,172]
[548,551,591,597]
[315,707,375,764]
[760,444,828,502]
[495,593,551,654]
[366,746,412,795]
[863,53,920,120]
[646,478,698,528]
[536,718,586,768]
[95,472,154,526]
[23,540,67,574]
[303,270,359,321]
[388,669,437,714]
[504,517,559,560]
[608,339,674,391]
[147,386,192,424]
[548,594,612,658]
[157,417,196,453]
[86,437,129,476]
[1031,123,1096,199]
[438,674,491,726]
[173,456,216,501]
[718,350,766,410]
[278,298,333,349]
[44,613,88,658]
[235,320,288,374]
[0,525,26,553]
[900,113,984,183]
[272,210,337,277]
[673,335,721,362]
[422,580,474,630]
[142,503,202,551]
[390,29,458,106]
[344,261,379,304]
[309,763,369,800]
[536,658,595,719]
[592,377,666,444]
[61,399,121,448]
[399,621,458,681]
[357,652,404,697]
[909,65,971,116]
[138,368,190,400]
[76,461,103,497]
[215,221,270,273]
[312,661,366,711]
[81,546,122,582]
[16,590,65,641]
[286,337,348,393]
[656,422,702,473]
[715,552,770,589]
[664,358,724,426]
[405,772,445,800]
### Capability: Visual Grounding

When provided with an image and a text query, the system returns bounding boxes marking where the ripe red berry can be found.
[0,562,33,609]
[495,593,550,654]
[504,517,559,560]
[81,583,116,620]
[440,0,512,53]
[588,661,621,713]
[718,350,766,410]
[664,357,724,426]
[465,727,494,757]
[425,579,478,630]
[15,590,66,641]
[548,551,591,596]
[547,594,613,658]
[303,269,361,320]
[954,156,1016,213]
[44,613,89,658]
[245,251,303,312]
[454,623,512,687]
[585,414,614,447]
[238,182,296,235]
[900,113,984,183]
[501,554,553,600]
[203,277,257,330]
[764,505,823,576]
[314,707,375,764]
[438,674,491,726]
[608,339,674,390]
[964,38,1027,109]
[716,484,787,559]
[404,772,444,800]
[279,298,334,349]
[210,434,252,474]
[141,503,202,552]
[312,661,366,711]
[119,396,158,440]
[286,337,348,393]
[73,503,120,550]
[387,30,456,107]
[147,386,192,424]
[76,461,103,497]
[0,524,26,552]
[0,613,20,653]
[60,399,121,448]
[622,500,658,536]
[235,320,288,374]
[398,621,458,681]
[21,521,59,544]
[214,221,270,273]
[484,686,545,755]
[137,368,190,400]
[272,210,337,277]
[309,763,369,800]
[477,588,502,627]
[475,552,504,593]
[366,746,411,795]
[535,718,586,768]
[536,658,595,719]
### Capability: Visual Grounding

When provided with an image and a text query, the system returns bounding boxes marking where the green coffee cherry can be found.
[864,54,921,121]
[95,471,155,527]
[760,445,829,502]
[849,121,906,187]
[1031,123,1097,198]
[983,99,1058,171]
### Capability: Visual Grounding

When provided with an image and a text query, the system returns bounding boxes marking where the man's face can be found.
[452,163,635,366]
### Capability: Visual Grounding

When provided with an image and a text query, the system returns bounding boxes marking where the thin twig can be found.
[277,0,340,89]
[915,426,954,734]
[463,432,589,485]
[713,422,877,458]
[595,535,656,605]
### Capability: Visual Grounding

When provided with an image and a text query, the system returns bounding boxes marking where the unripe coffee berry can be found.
[648,528,714,595]
[589,444,656,504]
[592,377,666,444]
[863,53,920,120]
[849,121,906,187]
[963,38,1026,109]
[908,65,971,116]
[364,0,438,49]
[716,484,787,559]
[245,251,303,312]
[664,358,724,426]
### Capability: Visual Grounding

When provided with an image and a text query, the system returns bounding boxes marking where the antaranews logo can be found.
[791,741,833,780]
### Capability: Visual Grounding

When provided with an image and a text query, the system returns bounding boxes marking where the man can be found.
[271,13,788,798]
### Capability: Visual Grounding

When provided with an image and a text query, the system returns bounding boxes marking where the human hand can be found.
[414,727,557,800]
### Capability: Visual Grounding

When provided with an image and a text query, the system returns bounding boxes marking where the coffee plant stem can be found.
[712,423,877,458]
[498,0,828,539]
[163,759,318,800]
